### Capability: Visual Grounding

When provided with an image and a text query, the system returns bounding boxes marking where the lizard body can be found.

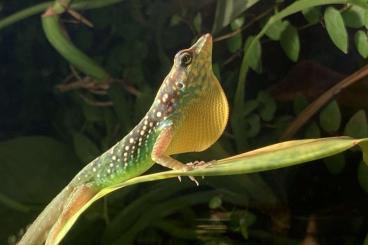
[18,33,228,245]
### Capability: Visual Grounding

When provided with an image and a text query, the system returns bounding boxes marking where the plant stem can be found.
[0,0,125,31]
[42,13,110,81]
[0,192,32,213]
[0,2,52,30]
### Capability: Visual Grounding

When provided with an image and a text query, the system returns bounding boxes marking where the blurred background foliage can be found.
[1,0,368,244]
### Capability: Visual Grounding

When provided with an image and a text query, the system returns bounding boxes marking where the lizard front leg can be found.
[152,126,203,185]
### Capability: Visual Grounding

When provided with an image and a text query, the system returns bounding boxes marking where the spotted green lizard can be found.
[18,33,229,245]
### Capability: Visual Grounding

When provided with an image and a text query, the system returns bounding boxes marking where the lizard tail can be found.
[17,184,98,245]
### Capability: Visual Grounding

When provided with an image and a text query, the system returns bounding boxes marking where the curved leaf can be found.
[324,7,348,53]
[354,30,368,58]
[280,23,300,62]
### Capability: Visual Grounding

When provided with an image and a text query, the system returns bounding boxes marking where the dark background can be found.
[0,0,368,244]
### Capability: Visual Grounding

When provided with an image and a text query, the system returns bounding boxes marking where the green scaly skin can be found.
[70,34,212,191]
[18,33,215,245]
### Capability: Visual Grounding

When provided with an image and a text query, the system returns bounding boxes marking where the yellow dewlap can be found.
[166,73,229,154]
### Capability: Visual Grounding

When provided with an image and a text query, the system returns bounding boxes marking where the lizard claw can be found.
[189,176,199,186]
[184,160,215,185]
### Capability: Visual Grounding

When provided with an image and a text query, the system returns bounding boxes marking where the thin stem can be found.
[213,7,274,43]
[0,0,125,31]
[281,63,368,140]
[0,192,32,213]
[0,2,52,30]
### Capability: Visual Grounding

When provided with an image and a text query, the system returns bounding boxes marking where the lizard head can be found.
[153,33,217,115]
[151,33,229,154]
[171,33,213,95]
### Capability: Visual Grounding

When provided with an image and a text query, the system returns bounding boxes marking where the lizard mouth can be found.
[191,33,212,54]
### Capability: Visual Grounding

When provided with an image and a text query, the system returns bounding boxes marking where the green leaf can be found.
[354,30,368,58]
[304,122,321,138]
[244,114,261,138]
[193,13,202,33]
[358,161,368,193]
[80,101,104,123]
[265,20,288,41]
[350,0,368,9]
[72,132,100,163]
[239,211,256,239]
[212,0,260,33]
[53,137,368,243]
[227,33,242,53]
[256,91,276,121]
[280,24,300,62]
[0,137,78,203]
[293,95,309,115]
[323,153,345,174]
[342,5,367,28]
[231,16,245,30]
[364,229,368,245]
[319,100,341,132]
[213,63,221,80]
[108,83,131,132]
[244,36,262,72]
[324,7,348,53]
[344,110,368,138]
[209,196,222,209]
[243,100,259,116]
[170,14,182,26]
[302,6,321,24]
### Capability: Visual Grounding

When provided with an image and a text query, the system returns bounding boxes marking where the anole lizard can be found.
[18,33,229,245]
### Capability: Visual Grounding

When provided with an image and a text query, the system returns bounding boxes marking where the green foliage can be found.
[244,36,262,72]
[319,100,341,133]
[302,6,321,24]
[355,30,368,58]
[344,110,368,138]
[324,7,349,53]
[1,0,368,244]
[280,23,300,62]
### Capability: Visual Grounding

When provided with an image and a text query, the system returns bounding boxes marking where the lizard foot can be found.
[186,160,216,168]
[177,160,215,185]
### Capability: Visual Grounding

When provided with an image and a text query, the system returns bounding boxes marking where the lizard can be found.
[17,33,229,245]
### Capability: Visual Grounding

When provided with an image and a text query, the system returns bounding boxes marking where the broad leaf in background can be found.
[342,5,367,28]
[319,100,341,133]
[265,20,288,41]
[280,23,300,62]
[0,137,78,204]
[358,161,368,193]
[324,7,348,53]
[193,13,202,33]
[304,122,321,138]
[323,153,346,174]
[0,137,79,243]
[244,36,262,73]
[212,0,259,33]
[302,6,321,24]
[256,91,276,121]
[227,33,242,53]
[227,17,245,53]
[354,30,368,58]
[344,110,368,138]
[244,114,260,138]
[72,132,100,164]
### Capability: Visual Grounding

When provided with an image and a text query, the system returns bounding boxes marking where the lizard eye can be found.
[179,52,192,66]
[176,81,185,90]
